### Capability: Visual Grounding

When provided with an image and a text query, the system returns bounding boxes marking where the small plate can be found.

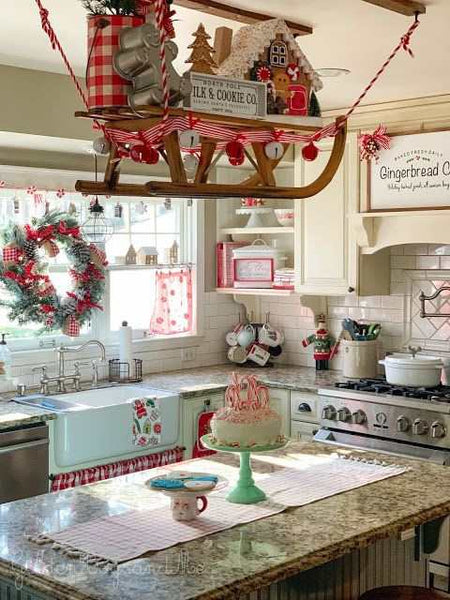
[145,471,227,496]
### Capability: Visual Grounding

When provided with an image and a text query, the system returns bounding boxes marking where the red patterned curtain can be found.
[149,267,193,335]
[51,446,184,492]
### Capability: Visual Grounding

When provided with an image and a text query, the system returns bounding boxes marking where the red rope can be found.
[34,0,89,109]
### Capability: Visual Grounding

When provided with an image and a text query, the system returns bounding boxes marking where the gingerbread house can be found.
[216,19,322,116]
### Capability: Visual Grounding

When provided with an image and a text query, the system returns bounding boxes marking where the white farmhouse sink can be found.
[15,385,180,468]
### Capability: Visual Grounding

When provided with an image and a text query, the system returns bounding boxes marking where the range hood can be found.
[351,210,450,254]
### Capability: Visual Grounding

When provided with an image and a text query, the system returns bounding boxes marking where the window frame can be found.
[0,165,205,355]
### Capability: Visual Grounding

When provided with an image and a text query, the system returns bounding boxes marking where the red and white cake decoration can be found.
[210,373,283,448]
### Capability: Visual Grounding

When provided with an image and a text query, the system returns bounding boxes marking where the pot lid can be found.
[384,354,443,368]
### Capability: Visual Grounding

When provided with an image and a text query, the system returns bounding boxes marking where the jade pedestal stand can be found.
[201,435,287,504]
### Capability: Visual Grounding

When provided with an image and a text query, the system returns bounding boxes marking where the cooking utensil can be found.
[379,354,443,387]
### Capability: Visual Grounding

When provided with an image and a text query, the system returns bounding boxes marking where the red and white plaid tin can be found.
[87,15,144,111]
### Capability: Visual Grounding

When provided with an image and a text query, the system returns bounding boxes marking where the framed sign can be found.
[233,258,274,289]
[369,130,450,212]
[183,73,267,118]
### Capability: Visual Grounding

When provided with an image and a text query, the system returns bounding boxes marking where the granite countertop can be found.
[141,364,343,397]
[0,399,56,431]
[1,441,450,600]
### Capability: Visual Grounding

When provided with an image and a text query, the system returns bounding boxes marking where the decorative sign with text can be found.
[369,131,450,211]
[183,73,267,118]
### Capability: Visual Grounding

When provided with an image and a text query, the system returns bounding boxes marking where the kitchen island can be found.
[1,442,449,600]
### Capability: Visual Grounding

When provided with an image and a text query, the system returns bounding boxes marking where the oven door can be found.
[313,428,450,465]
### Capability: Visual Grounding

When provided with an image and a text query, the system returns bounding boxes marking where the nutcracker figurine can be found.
[301,314,336,371]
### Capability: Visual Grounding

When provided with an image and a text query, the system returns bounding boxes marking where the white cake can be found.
[210,374,282,448]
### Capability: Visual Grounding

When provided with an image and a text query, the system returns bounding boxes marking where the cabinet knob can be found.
[298,403,311,412]
[348,286,355,293]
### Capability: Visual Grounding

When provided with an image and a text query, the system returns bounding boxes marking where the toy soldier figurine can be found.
[301,314,335,371]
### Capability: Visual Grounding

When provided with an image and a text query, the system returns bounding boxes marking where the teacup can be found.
[170,494,208,521]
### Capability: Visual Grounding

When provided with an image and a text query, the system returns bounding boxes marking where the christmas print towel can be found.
[132,397,162,447]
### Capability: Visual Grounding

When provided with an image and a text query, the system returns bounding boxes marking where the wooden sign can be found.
[369,131,450,211]
[183,73,267,118]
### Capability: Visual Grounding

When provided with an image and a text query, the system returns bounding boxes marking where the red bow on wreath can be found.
[67,292,103,313]
[25,224,55,243]
[58,221,80,238]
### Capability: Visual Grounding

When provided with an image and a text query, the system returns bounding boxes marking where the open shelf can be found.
[215,287,295,296]
[220,227,294,235]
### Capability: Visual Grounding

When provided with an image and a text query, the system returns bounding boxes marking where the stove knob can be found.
[396,415,411,433]
[431,421,446,439]
[352,409,367,425]
[412,419,429,436]
[321,405,336,420]
[337,407,351,422]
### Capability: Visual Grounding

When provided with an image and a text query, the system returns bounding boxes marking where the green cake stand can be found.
[201,434,288,504]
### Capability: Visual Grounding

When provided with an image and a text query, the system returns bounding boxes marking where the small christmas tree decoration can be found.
[179,129,200,149]
[185,23,217,75]
[226,140,245,166]
[264,141,284,160]
[93,136,112,156]
[302,141,319,162]
[308,90,321,117]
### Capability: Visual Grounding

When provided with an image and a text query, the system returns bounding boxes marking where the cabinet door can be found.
[267,388,291,437]
[290,391,319,424]
[294,133,359,296]
[182,393,225,459]
[291,421,318,442]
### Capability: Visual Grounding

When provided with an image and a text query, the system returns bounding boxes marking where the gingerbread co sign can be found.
[369,131,450,211]
[183,73,267,118]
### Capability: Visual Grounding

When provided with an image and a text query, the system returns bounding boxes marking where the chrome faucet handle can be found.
[32,365,49,394]
[32,365,48,377]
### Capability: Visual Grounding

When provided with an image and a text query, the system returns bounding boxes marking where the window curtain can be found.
[51,446,184,492]
[149,267,193,335]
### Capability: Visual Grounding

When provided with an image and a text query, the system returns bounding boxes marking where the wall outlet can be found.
[182,348,197,362]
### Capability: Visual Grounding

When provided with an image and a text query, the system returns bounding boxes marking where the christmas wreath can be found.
[0,211,108,337]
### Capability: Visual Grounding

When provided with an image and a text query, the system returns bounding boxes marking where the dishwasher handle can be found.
[0,438,48,455]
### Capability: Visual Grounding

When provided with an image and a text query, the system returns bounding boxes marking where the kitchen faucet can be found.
[33,339,107,394]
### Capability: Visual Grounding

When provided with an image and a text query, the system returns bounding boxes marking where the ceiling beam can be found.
[173,0,313,36]
[361,0,426,16]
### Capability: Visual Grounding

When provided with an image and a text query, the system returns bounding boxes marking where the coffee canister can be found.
[342,339,378,379]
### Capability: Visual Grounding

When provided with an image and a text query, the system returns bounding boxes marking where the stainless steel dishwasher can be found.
[0,423,49,503]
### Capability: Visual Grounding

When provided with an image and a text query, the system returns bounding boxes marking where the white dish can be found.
[379,354,443,387]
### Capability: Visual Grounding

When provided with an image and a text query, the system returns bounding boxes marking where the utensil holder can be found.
[108,358,143,383]
[342,340,379,379]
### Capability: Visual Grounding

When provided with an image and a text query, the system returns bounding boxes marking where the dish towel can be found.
[28,456,408,570]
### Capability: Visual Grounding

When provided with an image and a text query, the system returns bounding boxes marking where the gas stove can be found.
[316,378,450,457]
[334,378,450,402]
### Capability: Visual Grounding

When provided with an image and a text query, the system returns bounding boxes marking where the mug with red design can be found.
[170,494,208,521]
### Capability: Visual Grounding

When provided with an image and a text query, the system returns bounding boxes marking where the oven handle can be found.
[314,429,450,465]
[0,438,48,455]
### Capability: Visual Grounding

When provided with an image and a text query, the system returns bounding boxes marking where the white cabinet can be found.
[291,421,318,442]
[294,132,390,296]
[267,387,291,437]
[182,392,225,459]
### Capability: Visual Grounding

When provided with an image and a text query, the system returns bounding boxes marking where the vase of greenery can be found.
[83,0,147,110]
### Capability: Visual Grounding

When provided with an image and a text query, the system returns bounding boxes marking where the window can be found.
[0,184,197,349]
[269,41,288,67]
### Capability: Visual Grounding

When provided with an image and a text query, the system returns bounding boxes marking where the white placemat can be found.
[29,456,408,568]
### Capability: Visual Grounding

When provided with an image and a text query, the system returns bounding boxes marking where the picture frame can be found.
[233,258,274,289]
[368,130,450,212]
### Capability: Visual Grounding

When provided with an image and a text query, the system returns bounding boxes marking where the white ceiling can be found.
[1,0,449,111]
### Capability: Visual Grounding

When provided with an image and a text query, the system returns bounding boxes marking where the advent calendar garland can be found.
[0,211,107,336]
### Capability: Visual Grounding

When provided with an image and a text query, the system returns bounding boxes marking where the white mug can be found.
[259,324,284,347]
[228,345,248,364]
[247,343,271,366]
[226,322,244,346]
[170,494,208,521]
[237,324,256,348]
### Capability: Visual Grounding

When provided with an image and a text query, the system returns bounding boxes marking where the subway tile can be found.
[381,296,404,309]
[358,296,381,308]
[391,255,416,269]
[403,244,428,256]
[390,246,404,256]
[429,244,450,255]
[416,256,440,270]
[440,256,450,269]
[390,282,408,295]
[390,269,407,283]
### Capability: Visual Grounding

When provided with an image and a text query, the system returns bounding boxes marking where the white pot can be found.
[379,354,443,388]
